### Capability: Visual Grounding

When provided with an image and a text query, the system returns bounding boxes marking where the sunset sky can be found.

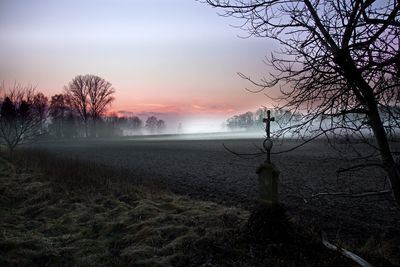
[0,0,277,132]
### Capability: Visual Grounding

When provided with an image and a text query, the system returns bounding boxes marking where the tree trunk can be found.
[367,98,400,207]
[338,51,400,206]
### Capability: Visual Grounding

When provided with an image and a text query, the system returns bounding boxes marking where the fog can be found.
[122,116,266,140]
[124,131,262,141]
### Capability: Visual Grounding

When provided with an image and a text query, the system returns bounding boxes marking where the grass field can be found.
[0,150,379,266]
[29,138,400,253]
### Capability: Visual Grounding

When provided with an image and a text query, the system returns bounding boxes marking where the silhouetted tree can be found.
[49,94,66,138]
[206,0,400,205]
[145,116,158,133]
[62,94,78,138]
[0,84,47,154]
[156,119,166,133]
[65,74,114,137]
[49,94,78,138]
[32,93,48,132]
[130,116,143,132]
[87,75,115,137]
[226,108,299,131]
[1,97,16,120]
[64,75,89,137]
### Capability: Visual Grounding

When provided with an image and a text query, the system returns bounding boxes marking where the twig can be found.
[336,162,384,184]
[270,129,336,155]
[222,143,264,159]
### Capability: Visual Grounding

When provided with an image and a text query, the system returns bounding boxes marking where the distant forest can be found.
[225,108,302,131]
[1,91,166,139]
[226,107,399,135]
[48,93,167,138]
[48,94,166,138]
[0,76,167,145]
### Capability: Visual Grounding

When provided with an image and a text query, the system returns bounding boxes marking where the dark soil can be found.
[1,156,362,267]
[29,137,400,265]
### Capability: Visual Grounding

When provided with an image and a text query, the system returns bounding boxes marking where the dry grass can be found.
[0,149,392,266]
[1,152,250,266]
[11,148,147,195]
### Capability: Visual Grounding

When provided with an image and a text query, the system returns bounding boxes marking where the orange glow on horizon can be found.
[106,101,237,118]
[0,0,279,125]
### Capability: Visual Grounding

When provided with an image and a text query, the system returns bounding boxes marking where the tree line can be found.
[227,107,399,139]
[226,108,302,131]
[0,75,166,153]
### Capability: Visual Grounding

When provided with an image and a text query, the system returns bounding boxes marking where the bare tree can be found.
[130,116,143,132]
[156,119,166,133]
[145,116,159,133]
[65,75,89,137]
[49,94,67,138]
[87,75,115,137]
[0,84,48,154]
[205,0,400,205]
[65,75,115,137]
[49,94,78,138]
[32,92,48,132]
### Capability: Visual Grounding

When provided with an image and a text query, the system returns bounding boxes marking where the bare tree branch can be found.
[205,0,400,205]
[64,75,115,138]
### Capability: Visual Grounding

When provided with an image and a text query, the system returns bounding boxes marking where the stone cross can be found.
[262,110,275,163]
[257,109,280,204]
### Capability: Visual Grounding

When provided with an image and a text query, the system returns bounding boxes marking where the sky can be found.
[0,0,277,132]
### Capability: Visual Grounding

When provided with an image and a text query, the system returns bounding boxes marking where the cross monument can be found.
[262,110,275,163]
[256,109,280,204]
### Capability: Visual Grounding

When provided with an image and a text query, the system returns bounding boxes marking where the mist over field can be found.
[1,0,400,266]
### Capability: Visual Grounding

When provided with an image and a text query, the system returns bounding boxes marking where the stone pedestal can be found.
[256,162,280,204]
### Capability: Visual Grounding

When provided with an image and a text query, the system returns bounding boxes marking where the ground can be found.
[29,137,400,251]
[0,154,363,266]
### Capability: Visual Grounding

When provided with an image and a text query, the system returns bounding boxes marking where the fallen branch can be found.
[311,190,391,198]
[321,231,373,267]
